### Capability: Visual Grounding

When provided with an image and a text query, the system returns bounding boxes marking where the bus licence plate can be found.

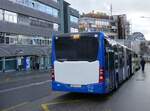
[70,84,81,88]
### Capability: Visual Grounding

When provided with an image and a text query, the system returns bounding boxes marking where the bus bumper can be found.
[51,81,106,94]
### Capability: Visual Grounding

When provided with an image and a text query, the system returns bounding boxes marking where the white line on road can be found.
[0,80,51,93]
[2,102,28,111]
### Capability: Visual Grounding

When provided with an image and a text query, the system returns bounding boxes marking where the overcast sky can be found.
[66,0,150,40]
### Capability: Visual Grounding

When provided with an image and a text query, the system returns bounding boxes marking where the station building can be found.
[0,0,79,72]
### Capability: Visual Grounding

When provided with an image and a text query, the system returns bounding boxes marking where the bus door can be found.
[128,50,132,76]
[106,47,115,90]
[118,47,124,82]
[113,45,120,83]
[123,48,128,80]
[131,53,135,74]
[130,53,132,75]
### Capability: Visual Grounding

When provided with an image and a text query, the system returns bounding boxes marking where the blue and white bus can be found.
[51,32,138,94]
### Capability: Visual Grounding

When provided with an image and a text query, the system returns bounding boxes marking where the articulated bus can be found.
[51,32,139,94]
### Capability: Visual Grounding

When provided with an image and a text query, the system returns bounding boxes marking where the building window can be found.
[70,27,78,33]
[70,15,78,23]
[5,33,18,44]
[6,37,9,44]
[4,11,17,23]
[45,6,53,15]
[53,23,59,31]
[9,37,16,44]
[52,8,58,17]
[52,0,57,2]
[5,57,17,71]
[0,9,3,21]
[0,37,4,43]
[9,0,59,17]
[18,14,30,25]
[38,2,47,13]
[1,32,51,46]
[8,0,16,3]
[0,9,58,29]
[30,17,53,28]
[0,58,2,71]
[0,35,4,43]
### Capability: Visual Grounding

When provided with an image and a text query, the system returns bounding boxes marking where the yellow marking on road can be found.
[41,99,82,111]
[47,99,81,105]
[2,102,28,111]
[41,104,50,111]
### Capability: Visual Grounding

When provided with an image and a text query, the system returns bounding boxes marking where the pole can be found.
[110,3,112,16]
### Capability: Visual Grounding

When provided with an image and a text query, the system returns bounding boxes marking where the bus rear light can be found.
[99,75,104,81]
[99,69,104,75]
[99,68,105,82]
[51,67,55,81]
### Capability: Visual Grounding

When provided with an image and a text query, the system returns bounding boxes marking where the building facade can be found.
[63,1,79,33]
[79,12,130,39]
[113,14,131,39]
[0,0,79,72]
[79,12,118,39]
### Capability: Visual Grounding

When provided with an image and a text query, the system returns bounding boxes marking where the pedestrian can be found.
[140,57,146,73]
[35,63,39,70]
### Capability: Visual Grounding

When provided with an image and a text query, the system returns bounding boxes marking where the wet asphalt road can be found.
[42,64,150,111]
[1,64,150,111]
[0,73,51,110]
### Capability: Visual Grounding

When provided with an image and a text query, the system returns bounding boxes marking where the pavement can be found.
[0,70,50,84]
[1,64,150,111]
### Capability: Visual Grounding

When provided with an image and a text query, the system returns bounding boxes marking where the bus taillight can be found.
[99,68,105,82]
[51,66,55,81]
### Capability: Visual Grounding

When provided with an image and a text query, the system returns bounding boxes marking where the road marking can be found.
[103,108,112,111]
[2,102,28,111]
[41,99,82,111]
[0,74,50,84]
[41,100,112,111]
[41,104,50,111]
[0,80,51,93]
[47,99,81,105]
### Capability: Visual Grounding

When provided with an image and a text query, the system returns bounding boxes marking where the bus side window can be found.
[106,49,114,72]
[108,51,114,71]
[105,50,108,70]
[105,39,114,72]
[105,39,109,71]
[115,55,118,69]
[114,46,118,69]
[118,47,125,68]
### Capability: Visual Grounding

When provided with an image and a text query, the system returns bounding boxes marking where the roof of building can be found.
[81,11,113,20]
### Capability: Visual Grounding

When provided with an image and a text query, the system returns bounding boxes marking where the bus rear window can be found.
[55,36,99,61]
